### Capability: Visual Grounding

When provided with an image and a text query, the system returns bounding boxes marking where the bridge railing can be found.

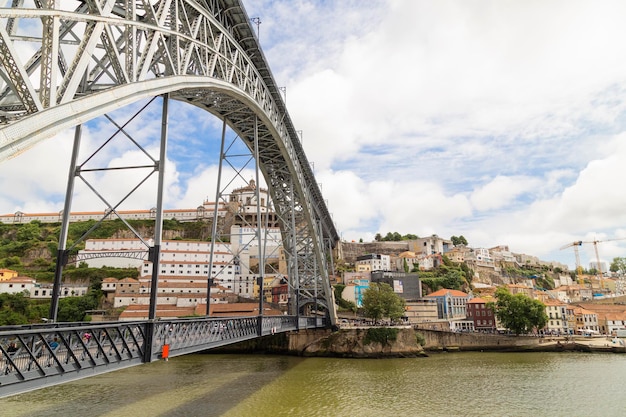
[0,315,324,397]
[0,321,147,397]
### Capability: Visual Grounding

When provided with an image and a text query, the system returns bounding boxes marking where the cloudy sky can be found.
[2,0,626,270]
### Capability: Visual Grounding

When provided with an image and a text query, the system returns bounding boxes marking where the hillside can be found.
[0,219,215,281]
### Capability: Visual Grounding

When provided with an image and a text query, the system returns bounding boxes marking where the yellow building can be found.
[0,268,18,281]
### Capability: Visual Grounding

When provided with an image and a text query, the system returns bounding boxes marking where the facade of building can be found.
[543,298,568,335]
[355,254,391,272]
[0,277,35,295]
[572,307,600,334]
[341,279,370,308]
[466,297,496,331]
[603,312,626,335]
[342,271,371,285]
[412,235,452,256]
[0,269,18,281]
[0,180,272,225]
[370,271,422,301]
[393,251,419,272]
[404,299,439,323]
[424,289,471,320]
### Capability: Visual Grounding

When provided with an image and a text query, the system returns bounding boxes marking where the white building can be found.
[0,277,35,295]
[86,223,286,309]
[473,248,494,265]
[412,235,452,256]
[30,283,89,299]
[0,179,272,225]
[355,254,390,272]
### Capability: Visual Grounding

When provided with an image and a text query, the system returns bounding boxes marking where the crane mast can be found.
[559,241,584,286]
[561,237,626,295]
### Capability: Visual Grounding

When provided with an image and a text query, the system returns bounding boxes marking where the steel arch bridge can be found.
[0,0,339,396]
[0,0,338,316]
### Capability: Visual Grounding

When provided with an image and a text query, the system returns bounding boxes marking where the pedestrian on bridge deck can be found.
[49,338,59,350]
[7,341,18,354]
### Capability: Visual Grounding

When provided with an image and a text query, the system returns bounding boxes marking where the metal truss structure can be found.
[0,1,339,322]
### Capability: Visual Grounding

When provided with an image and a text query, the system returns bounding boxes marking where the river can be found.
[1,351,625,417]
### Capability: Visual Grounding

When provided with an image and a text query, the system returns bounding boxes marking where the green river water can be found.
[1,351,625,417]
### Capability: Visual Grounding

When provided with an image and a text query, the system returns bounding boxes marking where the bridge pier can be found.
[287,328,333,352]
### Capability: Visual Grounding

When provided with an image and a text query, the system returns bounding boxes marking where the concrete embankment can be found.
[418,328,626,353]
[212,327,426,358]
[211,328,626,357]
[419,328,545,352]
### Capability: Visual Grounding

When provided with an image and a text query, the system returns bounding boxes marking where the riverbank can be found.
[212,327,626,357]
[419,328,626,354]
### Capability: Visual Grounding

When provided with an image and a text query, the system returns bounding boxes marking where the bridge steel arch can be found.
[0,1,339,323]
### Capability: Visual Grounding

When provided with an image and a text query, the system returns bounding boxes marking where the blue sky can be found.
[2,0,626,270]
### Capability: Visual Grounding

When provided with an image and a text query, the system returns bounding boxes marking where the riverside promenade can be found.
[544,335,626,353]
[415,328,626,353]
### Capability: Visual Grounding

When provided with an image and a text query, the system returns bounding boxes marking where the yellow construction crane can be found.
[581,237,626,290]
[560,241,584,286]
[562,237,626,291]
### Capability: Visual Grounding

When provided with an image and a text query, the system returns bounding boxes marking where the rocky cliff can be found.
[289,328,426,358]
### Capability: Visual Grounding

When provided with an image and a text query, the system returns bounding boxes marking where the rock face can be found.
[292,328,426,358]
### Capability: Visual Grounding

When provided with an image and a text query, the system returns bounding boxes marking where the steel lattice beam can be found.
[0,0,339,324]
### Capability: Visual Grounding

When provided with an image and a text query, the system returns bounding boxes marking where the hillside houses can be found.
[3,185,626,335]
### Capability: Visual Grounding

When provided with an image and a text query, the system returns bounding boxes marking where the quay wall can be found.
[211,327,625,357]
[417,328,541,351]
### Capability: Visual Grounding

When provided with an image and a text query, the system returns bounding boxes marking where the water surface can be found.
[1,352,625,417]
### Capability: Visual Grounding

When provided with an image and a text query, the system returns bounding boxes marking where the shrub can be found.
[364,327,399,346]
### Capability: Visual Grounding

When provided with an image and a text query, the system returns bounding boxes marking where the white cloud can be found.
[470,176,539,212]
[4,1,626,272]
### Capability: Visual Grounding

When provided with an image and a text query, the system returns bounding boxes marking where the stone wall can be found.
[417,328,542,351]
[340,241,410,264]
[217,327,551,357]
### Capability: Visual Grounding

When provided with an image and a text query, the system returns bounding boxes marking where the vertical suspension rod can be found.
[148,93,169,321]
[255,116,264,335]
[206,117,227,315]
[49,123,82,322]
[144,94,169,363]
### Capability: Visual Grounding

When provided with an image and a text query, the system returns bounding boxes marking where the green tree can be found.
[610,257,626,275]
[0,293,31,325]
[451,235,468,246]
[361,282,406,322]
[0,309,28,325]
[0,292,29,315]
[57,295,99,322]
[489,287,547,335]
[381,232,402,241]
[16,222,42,241]
[0,256,22,268]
